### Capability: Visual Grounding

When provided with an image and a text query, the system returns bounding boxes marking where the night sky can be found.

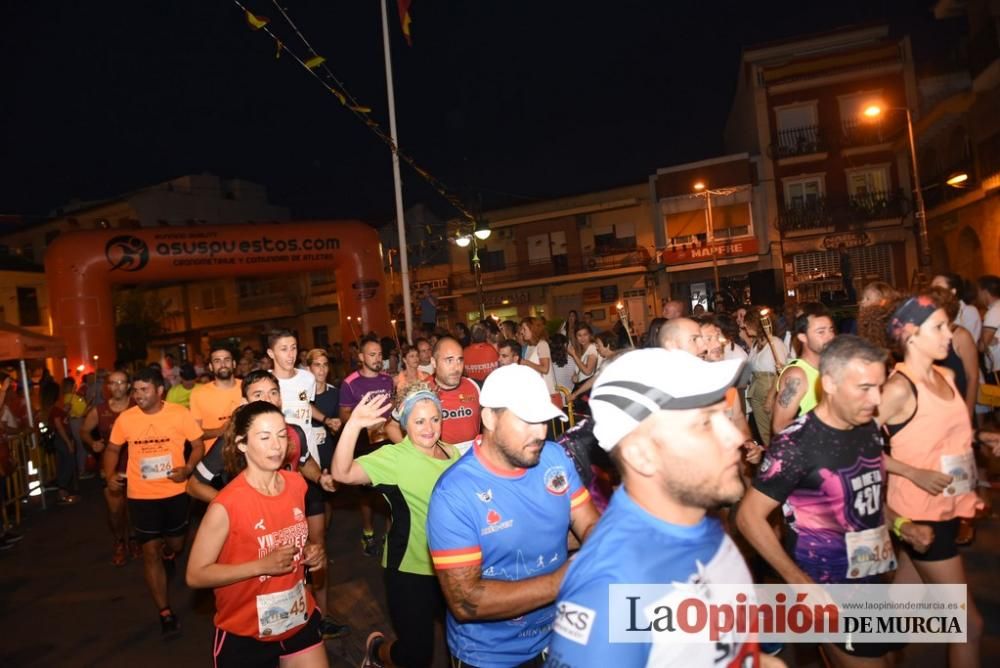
[1,1,941,223]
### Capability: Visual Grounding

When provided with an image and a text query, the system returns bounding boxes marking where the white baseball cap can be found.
[480,364,567,424]
[590,348,744,451]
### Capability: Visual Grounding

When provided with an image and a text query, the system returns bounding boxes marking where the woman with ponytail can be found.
[186,401,329,667]
[332,382,458,668]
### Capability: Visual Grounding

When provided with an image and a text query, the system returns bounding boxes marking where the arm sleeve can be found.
[338,379,357,409]
[427,484,482,571]
[536,340,551,359]
[357,444,398,486]
[752,431,807,503]
[193,440,223,484]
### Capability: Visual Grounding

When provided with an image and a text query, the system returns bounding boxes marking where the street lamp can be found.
[691,181,741,295]
[861,103,929,270]
[455,221,491,321]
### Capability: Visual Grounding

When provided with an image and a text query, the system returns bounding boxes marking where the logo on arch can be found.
[105,235,150,272]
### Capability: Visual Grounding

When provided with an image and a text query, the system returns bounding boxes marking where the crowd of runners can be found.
[4,272,1000,667]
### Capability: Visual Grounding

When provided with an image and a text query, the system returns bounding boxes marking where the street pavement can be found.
[0,479,997,667]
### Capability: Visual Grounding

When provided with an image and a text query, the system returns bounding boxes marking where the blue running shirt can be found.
[428,438,590,668]
[546,489,758,667]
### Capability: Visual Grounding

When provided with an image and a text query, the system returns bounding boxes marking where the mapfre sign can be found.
[658,237,759,265]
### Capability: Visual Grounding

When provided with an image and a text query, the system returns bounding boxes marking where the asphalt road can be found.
[1,479,996,667]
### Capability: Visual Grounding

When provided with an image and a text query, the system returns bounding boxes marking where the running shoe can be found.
[159,609,180,637]
[320,616,351,640]
[361,631,386,668]
[361,532,381,558]
[112,541,127,567]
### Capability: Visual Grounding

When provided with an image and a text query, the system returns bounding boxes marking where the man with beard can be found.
[546,349,761,667]
[188,346,242,453]
[737,336,933,667]
[340,335,395,557]
[658,317,708,357]
[770,302,836,434]
[104,367,205,637]
[427,364,599,667]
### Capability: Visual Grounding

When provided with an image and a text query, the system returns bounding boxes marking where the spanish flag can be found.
[397,0,413,46]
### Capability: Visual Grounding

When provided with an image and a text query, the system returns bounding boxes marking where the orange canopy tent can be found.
[0,322,67,361]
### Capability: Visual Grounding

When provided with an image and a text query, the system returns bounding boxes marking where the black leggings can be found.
[384,568,444,667]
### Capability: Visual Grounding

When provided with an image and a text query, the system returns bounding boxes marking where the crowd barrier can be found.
[1,430,56,529]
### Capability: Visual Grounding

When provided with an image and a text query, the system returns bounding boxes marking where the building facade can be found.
[726,25,922,302]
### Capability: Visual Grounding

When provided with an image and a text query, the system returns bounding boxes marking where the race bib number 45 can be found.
[256,581,308,638]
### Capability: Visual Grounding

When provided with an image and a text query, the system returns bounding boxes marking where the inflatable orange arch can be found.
[44,221,391,371]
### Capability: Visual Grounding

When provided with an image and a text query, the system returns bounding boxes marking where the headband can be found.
[396,390,441,428]
[887,295,937,342]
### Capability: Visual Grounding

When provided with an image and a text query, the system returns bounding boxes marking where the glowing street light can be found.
[860,101,929,269]
[946,172,969,187]
[454,220,492,321]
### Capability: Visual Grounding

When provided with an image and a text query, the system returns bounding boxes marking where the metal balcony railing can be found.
[840,118,888,147]
[771,125,824,158]
[778,190,907,232]
[450,247,652,289]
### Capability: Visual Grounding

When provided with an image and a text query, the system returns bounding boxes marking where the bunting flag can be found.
[397,0,413,46]
[246,10,269,30]
[230,0,478,225]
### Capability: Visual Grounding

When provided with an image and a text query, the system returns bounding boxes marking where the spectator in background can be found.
[463,322,499,383]
[414,337,435,376]
[419,288,439,329]
[43,381,79,505]
[933,273,981,343]
[499,319,518,344]
[497,340,520,367]
[396,344,431,391]
[743,307,787,445]
[549,333,578,404]
[62,377,89,479]
[481,317,502,350]
[559,310,580,343]
[452,322,471,348]
[519,316,557,399]
[661,298,686,320]
[165,364,197,409]
[977,275,1000,380]
[644,317,667,349]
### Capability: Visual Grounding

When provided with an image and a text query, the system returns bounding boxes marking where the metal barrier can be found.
[549,385,576,439]
[0,430,55,529]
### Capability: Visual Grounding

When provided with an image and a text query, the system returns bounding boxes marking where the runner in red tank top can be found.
[186,401,329,668]
[80,370,136,566]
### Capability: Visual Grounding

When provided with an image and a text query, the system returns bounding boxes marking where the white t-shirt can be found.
[277,369,318,461]
[552,357,578,395]
[575,343,598,383]
[526,340,557,395]
[748,336,787,373]
[957,300,982,343]
[983,301,1000,371]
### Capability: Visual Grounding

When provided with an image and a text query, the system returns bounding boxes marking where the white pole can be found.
[380,0,414,344]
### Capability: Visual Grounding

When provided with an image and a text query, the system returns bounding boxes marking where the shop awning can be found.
[0,322,67,361]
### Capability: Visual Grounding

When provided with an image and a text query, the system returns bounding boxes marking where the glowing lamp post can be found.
[456,222,492,321]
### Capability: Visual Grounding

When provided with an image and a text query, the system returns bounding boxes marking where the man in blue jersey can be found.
[428,364,600,668]
[546,349,766,668]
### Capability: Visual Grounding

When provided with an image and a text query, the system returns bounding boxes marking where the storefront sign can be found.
[658,237,759,265]
[413,278,449,292]
[821,232,870,250]
[483,291,529,307]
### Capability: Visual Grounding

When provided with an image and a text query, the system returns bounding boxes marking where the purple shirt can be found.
[339,371,394,416]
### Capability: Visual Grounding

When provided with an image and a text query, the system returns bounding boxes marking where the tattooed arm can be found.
[770,367,805,436]
[435,562,567,622]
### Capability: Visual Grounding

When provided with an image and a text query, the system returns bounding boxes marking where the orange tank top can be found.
[886,363,982,521]
[211,470,316,640]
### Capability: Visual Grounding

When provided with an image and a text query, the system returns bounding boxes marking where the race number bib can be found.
[283,401,310,427]
[845,524,896,579]
[941,452,976,497]
[311,427,327,446]
[256,580,309,637]
[139,454,173,480]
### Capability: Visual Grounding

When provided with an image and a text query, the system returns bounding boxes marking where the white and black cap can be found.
[590,349,744,451]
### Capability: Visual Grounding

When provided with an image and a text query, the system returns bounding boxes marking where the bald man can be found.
[658,317,708,358]
[661,299,686,320]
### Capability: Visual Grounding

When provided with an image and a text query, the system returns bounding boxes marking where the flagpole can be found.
[380,0,414,344]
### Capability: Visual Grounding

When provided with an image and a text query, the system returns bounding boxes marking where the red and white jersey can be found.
[434,377,481,454]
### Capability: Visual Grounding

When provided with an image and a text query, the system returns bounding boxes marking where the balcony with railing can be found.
[840,118,890,147]
[770,126,825,159]
[778,190,907,232]
[449,247,652,289]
